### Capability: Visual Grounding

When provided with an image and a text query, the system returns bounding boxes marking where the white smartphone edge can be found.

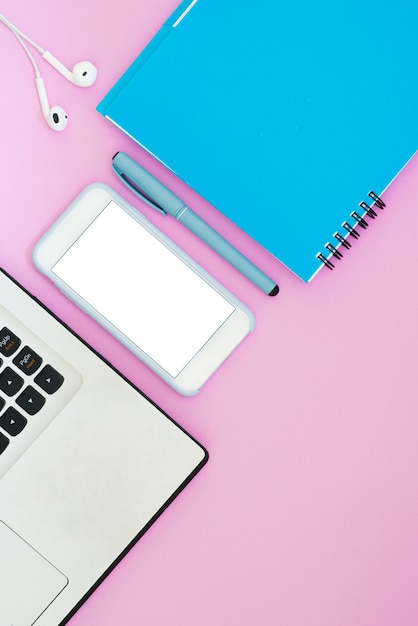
[32,183,256,396]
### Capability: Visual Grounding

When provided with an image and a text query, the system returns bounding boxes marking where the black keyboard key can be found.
[0,431,9,454]
[34,364,64,394]
[0,327,21,357]
[13,346,43,375]
[0,407,27,436]
[0,367,24,396]
[16,386,45,415]
[0,397,4,412]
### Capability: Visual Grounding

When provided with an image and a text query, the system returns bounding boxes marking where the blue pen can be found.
[112,152,279,296]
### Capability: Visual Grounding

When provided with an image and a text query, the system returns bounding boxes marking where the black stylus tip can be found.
[269,284,279,296]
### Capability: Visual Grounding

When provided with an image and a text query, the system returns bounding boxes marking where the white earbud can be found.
[35,77,68,131]
[42,51,97,87]
[0,13,97,131]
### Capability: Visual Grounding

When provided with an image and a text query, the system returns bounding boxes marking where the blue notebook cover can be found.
[98,0,418,282]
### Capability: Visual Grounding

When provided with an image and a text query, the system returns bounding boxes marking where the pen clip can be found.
[112,164,167,215]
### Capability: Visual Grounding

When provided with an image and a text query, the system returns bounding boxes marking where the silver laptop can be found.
[0,268,207,626]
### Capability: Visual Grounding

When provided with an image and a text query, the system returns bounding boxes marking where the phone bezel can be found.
[33,184,254,395]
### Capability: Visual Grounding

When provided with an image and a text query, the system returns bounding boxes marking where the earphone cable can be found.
[0,15,41,78]
[0,14,45,53]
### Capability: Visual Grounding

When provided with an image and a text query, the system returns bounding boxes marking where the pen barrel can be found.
[179,209,277,294]
[114,152,184,214]
[112,152,278,295]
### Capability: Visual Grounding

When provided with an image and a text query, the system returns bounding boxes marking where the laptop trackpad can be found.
[0,521,68,626]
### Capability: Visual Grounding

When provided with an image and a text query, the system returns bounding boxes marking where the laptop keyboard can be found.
[0,311,82,478]
[0,326,65,455]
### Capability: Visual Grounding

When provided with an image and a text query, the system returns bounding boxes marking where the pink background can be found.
[1,1,418,625]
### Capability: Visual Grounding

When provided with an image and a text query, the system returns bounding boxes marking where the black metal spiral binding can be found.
[317,253,335,270]
[325,243,343,260]
[343,222,360,239]
[334,232,351,249]
[316,190,386,270]
[351,212,368,229]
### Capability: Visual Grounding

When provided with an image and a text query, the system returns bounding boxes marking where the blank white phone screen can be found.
[52,201,235,377]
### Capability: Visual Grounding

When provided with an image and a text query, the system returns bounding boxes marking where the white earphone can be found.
[35,76,68,131]
[0,14,97,131]
[41,51,97,88]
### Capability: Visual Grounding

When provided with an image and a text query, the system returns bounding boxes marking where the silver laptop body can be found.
[0,269,207,626]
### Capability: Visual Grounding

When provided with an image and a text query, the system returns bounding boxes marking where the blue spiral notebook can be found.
[98,0,418,282]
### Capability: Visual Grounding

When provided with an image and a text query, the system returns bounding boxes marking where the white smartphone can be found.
[33,184,255,395]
